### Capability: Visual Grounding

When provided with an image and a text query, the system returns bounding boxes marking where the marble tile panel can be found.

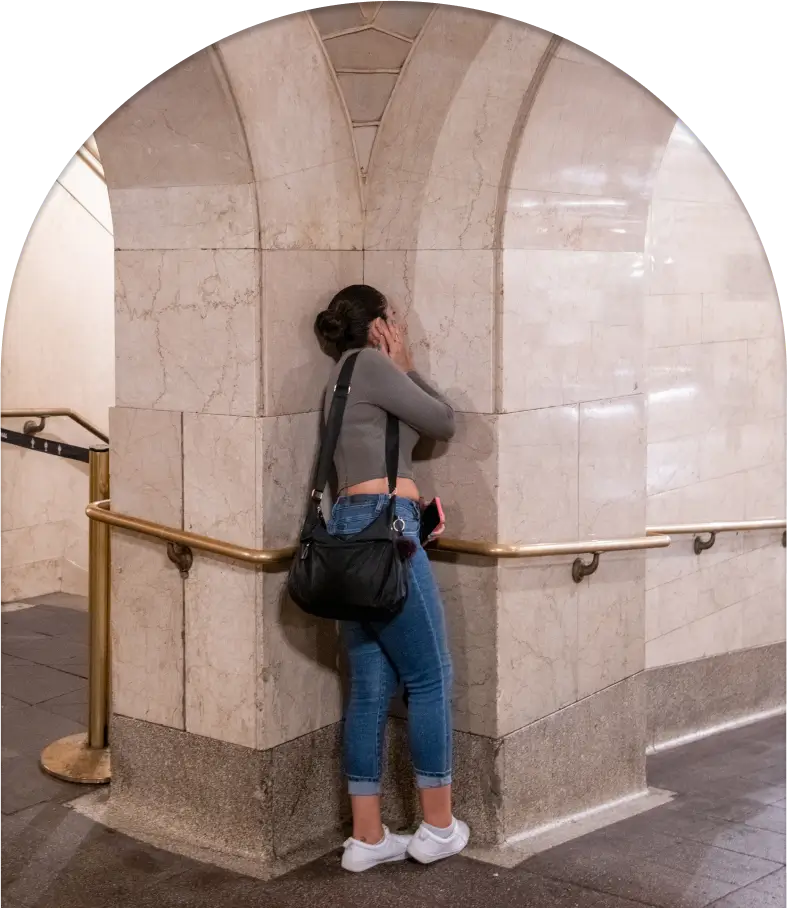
[1,521,69,569]
[501,250,644,412]
[647,436,702,496]
[412,21,551,250]
[744,461,787,520]
[95,48,252,190]
[647,471,748,526]
[260,412,321,548]
[496,559,578,736]
[649,197,773,296]
[363,6,498,250]
[578,396,646,538]
[577,551,645,698]
[353,125,377,172]
[109,407,184,728]
[497,406,579,544]
[645,529,742,593]
[553,40,607,66]
[699,419,784,484]
[647,342,748,444]
[0,559,61,603]
[364,250,495,413]
[646,570,702,642]
[110,184,257,251]
[257,570,343,749]
[256,412,341,748]
[374,2,434,38]
[701,291,782,343]
[183,413,259,747]
[323,29,412,69]
[114,249,260,415]
[748,337,786,421]
[218,15,356,180]
[263,251,362,416]
[432,558,498,737]
[645,602,743,667]
[411,412,498,542]
[741,586,787,649]
[645,294,702,349]
[309,4,366,36]
[256,159,363,251]
[336,72,397,122]
[505,191,649,253]
[510,57,674,199]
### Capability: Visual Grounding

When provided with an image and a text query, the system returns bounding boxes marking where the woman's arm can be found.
[358,350,456,441]
[407,370,452,405]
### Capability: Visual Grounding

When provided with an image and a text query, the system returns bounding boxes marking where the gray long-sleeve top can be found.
[323,347,456,491]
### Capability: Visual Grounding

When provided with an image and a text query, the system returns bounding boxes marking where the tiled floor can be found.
[2,598,785,907]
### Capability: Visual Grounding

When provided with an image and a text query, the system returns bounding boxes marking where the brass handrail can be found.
[86,499,671,582]
[85,500,296,565]
[1,408,108,444]
[647,518,786,555]
[647,519,785,535]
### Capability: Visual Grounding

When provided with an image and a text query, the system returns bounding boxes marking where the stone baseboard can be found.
[497,674,645,840]
[105,674,645,868]
[646,643,787,751]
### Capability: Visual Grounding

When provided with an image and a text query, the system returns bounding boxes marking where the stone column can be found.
[92,5,681,870]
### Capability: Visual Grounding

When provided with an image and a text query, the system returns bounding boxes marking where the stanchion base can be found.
[40,733,111,784]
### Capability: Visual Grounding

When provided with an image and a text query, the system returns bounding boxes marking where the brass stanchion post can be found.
[40,446,111,784]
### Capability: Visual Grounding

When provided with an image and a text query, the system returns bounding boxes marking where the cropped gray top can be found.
[323,348,456,491]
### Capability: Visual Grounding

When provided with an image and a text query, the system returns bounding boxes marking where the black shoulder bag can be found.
[287,351,409,623]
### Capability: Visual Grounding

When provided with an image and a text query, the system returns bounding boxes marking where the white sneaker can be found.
[407,818,470,864]
[341,826,412,873]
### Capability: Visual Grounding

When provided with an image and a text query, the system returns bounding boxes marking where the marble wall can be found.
[98,29,356,752]
[2,148,114,601]
[645,122,786,668]
[493,41,675,741]
[91,2,784,857]
[99,6,662,755]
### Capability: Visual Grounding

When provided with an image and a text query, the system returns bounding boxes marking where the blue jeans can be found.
[328,494,453,795]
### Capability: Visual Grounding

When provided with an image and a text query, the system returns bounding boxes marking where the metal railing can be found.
[28,438,784,786]
[2,408,112,786]
[86,498,671,584]
[647,519,787,555]
[1,408,109,444]
[7,445,112,786]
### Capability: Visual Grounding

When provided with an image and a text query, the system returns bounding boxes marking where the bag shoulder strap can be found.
[385,413,399,496]
[312,351,401,504]
[312,352,359,503]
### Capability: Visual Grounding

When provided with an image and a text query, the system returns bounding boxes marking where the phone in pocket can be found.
[419,497,444,544]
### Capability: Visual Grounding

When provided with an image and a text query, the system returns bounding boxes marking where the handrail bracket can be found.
[167,542,194,579]
[23,417,47,436]
[693,531,717,555]
[572,552,600,583]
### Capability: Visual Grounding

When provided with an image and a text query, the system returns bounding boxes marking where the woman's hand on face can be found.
[373,318,414,373]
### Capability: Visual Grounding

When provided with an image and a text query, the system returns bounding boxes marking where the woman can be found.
[314,285,469,873]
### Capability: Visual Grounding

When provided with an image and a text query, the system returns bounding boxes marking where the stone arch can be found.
[308,2,436,179]
[67,6,785,865]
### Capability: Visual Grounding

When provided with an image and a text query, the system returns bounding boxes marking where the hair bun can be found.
[315,307,346,344]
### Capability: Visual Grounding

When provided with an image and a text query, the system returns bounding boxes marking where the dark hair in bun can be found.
[315,285,387,354]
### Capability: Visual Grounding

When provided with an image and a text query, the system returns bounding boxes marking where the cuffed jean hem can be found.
[347,779,382,796]
[416,773,452,789]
